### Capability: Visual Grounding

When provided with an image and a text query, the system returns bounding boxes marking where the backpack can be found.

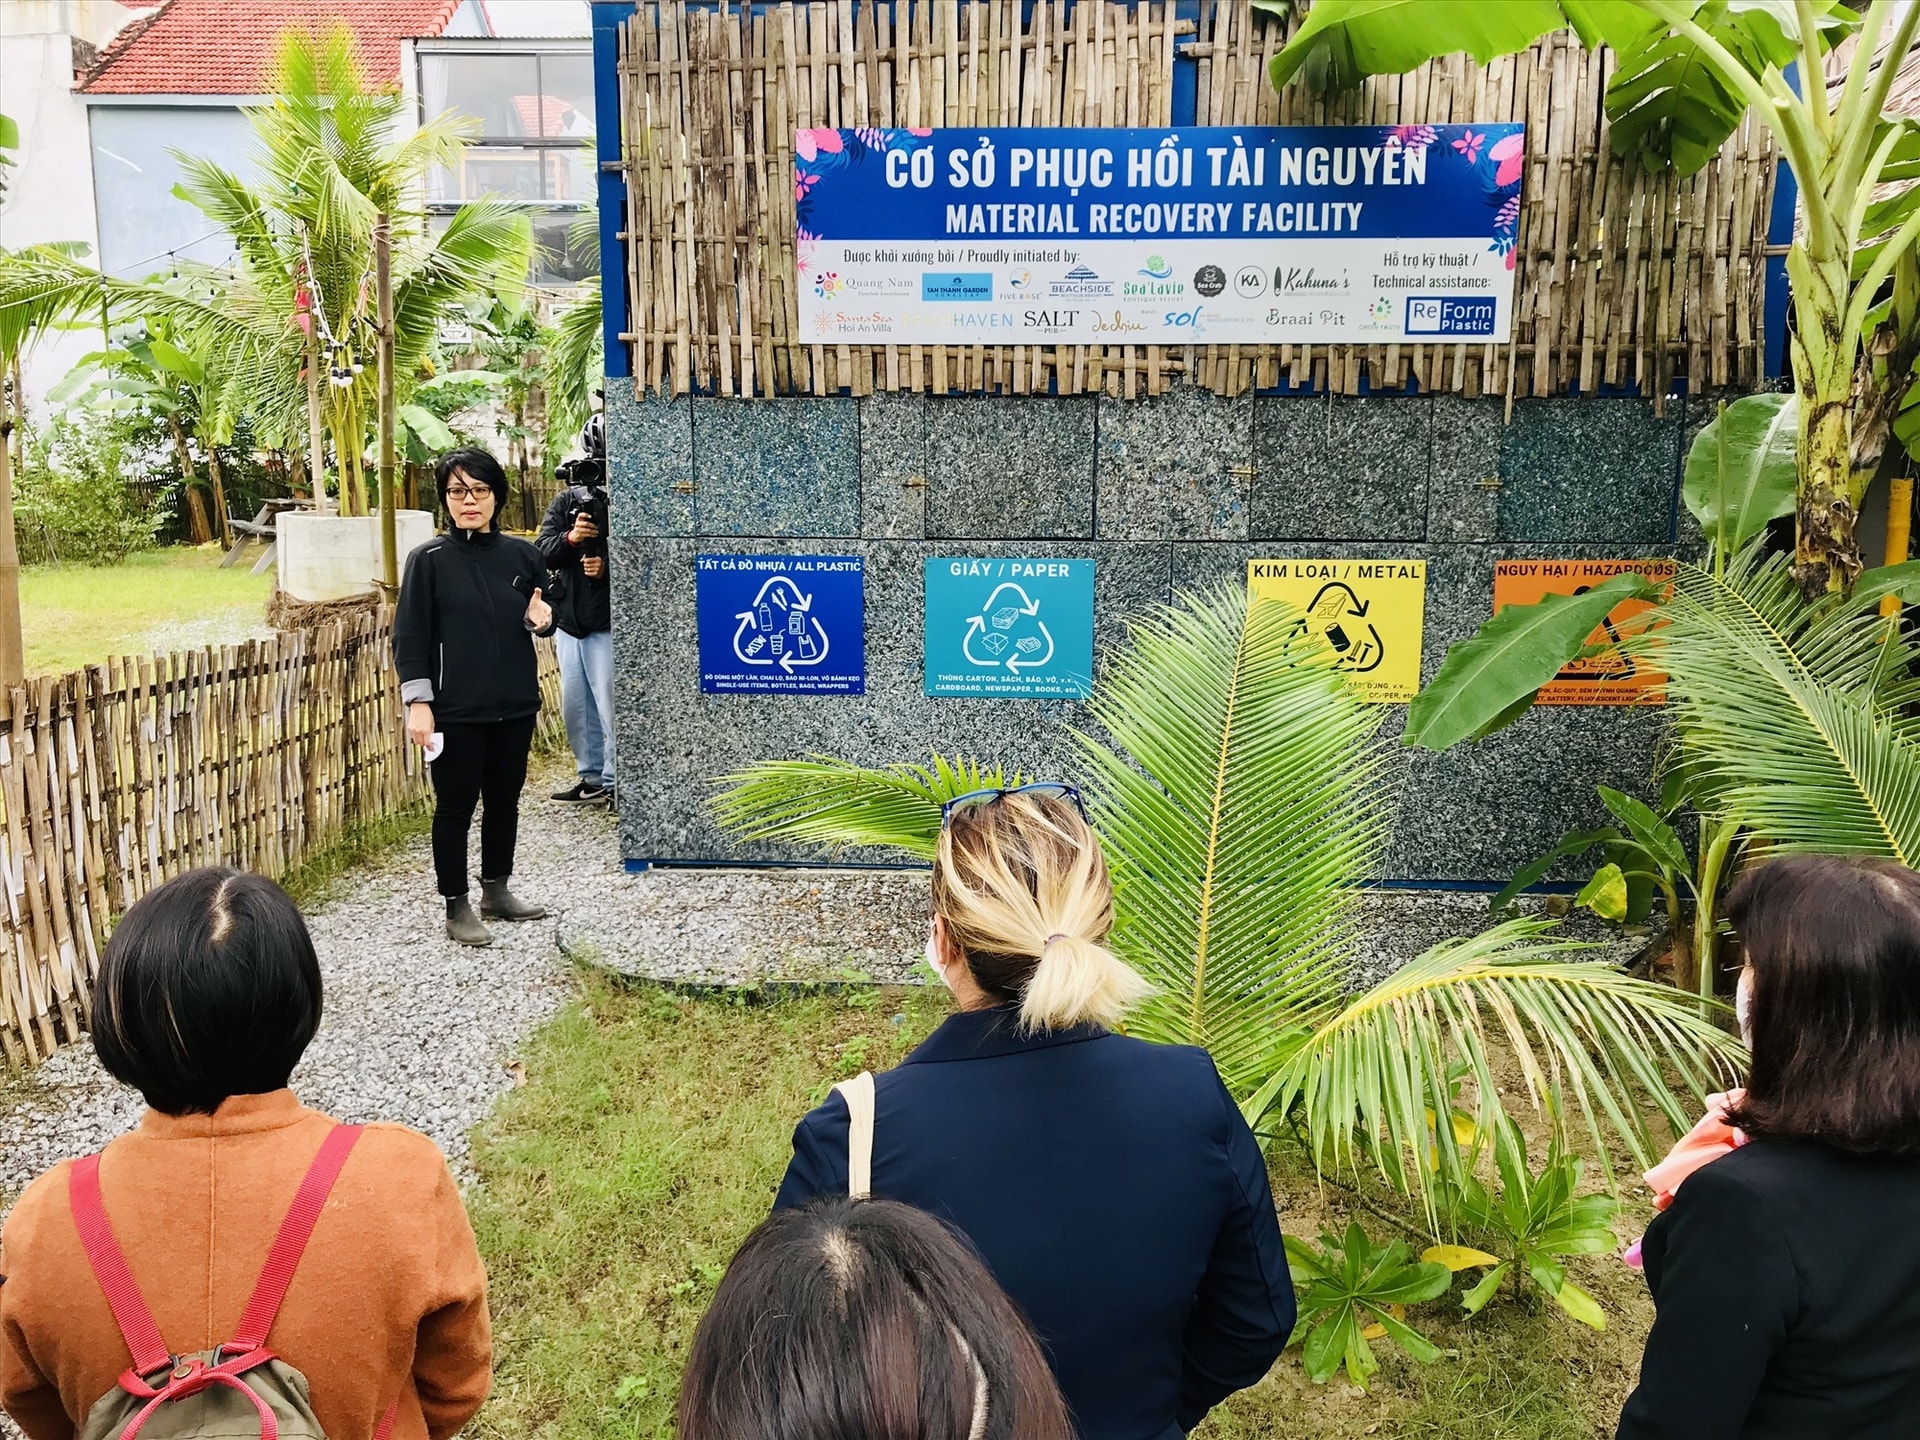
[67,1124,399,1440]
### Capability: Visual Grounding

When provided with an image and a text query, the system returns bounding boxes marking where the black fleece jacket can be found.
[393,527,556,724]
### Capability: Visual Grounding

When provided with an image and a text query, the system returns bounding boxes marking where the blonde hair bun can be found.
[932,791,1153,1032]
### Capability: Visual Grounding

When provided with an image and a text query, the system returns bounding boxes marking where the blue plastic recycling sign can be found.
[696,554,865,694]
[923,558,1094,699]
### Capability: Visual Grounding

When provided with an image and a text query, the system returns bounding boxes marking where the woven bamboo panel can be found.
[0,616,564,1072]
[617,0,1776,401]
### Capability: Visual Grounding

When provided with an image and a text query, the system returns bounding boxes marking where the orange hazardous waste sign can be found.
[1491,558,1676,706]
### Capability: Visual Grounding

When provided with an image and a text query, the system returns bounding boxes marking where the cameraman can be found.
[536,415,616,805]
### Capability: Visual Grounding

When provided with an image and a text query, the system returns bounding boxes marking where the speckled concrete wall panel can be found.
[692,396,860,537]
[1169,540,1668,883]
[1497,397,1680,543]
[1428,397,1505,543]
[614,536,1165,863]
[1250,395,1431,541]
[925,396,1096,538]
[605,387,693,537]
[861,391,928,539]
[1096,385,1253,540]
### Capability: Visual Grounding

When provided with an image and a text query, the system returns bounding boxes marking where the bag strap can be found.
[831,1073,876,1200]
[228,1125,364,1352]
[68,1156,171,1377]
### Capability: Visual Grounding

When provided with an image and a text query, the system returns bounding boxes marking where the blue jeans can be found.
[556,628,615,788]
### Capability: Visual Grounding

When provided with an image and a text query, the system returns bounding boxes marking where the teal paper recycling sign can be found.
[923,558,1095,699]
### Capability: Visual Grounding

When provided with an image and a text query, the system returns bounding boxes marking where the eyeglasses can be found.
[940,782,1088,826]
[444,483,493,501]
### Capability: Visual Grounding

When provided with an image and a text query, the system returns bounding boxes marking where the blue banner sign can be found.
[794,123,1522,346]
[924,558,1094,699]
[696,554,865,694]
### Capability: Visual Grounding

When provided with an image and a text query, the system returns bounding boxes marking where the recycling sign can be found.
[1246,558,1427,703]
[695,554,865,694]
[924,558,1095,699]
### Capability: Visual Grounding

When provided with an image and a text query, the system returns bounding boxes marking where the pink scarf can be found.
[1623,1088,1747,1268]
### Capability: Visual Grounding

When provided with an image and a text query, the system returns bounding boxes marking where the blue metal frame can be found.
[1765,62,1802,381]
[592,1,637,381]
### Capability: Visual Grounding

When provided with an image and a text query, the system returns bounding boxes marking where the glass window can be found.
[422,53,542,140]
[532,212,596,285]
[539,53,596,139]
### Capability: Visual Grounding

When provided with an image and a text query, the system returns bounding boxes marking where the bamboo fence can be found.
[0,615,563,1072]
[618,0,1777,404]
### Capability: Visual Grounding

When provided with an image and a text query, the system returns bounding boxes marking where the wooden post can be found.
[376,213,398,591]
[306,325,330,516]
[0,363,25,689]
[207,444,233,549]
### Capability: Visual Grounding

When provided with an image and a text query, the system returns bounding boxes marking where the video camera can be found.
[554,456,609,560]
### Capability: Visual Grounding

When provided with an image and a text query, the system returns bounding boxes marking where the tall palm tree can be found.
[0,26,532,519]
[713,586,1745,1219]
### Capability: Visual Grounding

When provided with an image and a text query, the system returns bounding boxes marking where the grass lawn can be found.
[467,972,1657,1440]
[21,545,275,677]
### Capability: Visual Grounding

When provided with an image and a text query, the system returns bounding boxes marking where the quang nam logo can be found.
[813,271,845,298]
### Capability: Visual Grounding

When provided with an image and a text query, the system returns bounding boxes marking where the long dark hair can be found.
[92,867,323,1115]
[1723,855,1920,1155]
[678,1195,1074,1440]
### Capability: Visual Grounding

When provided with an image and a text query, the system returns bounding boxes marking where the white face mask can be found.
[926,922,951,995]
[1736,967,1755,1046]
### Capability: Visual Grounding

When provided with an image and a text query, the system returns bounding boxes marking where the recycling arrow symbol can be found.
[1305,581,1385,675]
[962,583,1055,673]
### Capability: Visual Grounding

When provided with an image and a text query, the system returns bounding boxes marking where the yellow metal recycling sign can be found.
[1246,558,1428,703]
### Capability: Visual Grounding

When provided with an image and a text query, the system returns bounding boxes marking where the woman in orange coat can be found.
[0,868,492,1440]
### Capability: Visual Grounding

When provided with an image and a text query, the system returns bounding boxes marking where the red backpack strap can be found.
[68,1155,171,1377]
[227,1124,364,1353]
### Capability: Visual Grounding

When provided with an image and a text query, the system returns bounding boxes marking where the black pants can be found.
[429,715,537,898]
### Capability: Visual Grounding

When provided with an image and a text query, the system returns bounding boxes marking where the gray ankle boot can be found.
[445,895,493,946]
[480,877,547,921]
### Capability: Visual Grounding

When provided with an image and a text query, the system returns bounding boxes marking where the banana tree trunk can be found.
[167,415,213,546]
[1788,242,1862,597]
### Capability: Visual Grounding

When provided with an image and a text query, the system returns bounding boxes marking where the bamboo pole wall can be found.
[0,616,564,1073]
[618,0,1776,402]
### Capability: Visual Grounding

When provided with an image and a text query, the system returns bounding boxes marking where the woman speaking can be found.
[393,448,554,946]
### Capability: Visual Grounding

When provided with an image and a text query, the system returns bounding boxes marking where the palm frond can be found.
[0,244,109,362]
[543,278,604,443]
[1257,919,1746,1219]
[392,201,534,373]
[710,755,1022,861]
[1643,546,1920,863]
[1083,585,1390,1092]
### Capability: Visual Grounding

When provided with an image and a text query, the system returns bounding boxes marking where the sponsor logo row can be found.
[808,298,1496,338]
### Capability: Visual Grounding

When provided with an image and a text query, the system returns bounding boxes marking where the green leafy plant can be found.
[1285,1222,1451,1387]
[713,586,1744,1214]
[1261,0,1919,596]
[13,408,166,566]
[1428,1124,1620,1332]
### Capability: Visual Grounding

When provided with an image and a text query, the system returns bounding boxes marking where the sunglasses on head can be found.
[940,782,1088,826]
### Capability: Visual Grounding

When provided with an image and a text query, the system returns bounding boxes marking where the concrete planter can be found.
[277,511,435,602]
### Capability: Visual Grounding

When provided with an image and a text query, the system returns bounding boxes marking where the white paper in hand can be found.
[424,732,445,763]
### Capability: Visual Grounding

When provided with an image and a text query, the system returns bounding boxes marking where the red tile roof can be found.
[80,0,463,95]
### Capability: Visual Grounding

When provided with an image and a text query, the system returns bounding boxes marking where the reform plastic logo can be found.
[1405,296,1497,336]
[922,272,995,302]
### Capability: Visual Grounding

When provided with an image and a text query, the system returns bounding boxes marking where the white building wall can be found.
[0,1,131,404]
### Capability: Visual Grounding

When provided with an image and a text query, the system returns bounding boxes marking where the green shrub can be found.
[13,410,167,565]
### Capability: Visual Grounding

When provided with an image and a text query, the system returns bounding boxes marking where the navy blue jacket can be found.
[774,1006,1295,1440]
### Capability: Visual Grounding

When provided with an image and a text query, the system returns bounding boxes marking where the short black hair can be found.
[435,448,508,531]
[679,1195,1072,1440]
[1724,855,1920,1155]
[91,867,323,1116]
